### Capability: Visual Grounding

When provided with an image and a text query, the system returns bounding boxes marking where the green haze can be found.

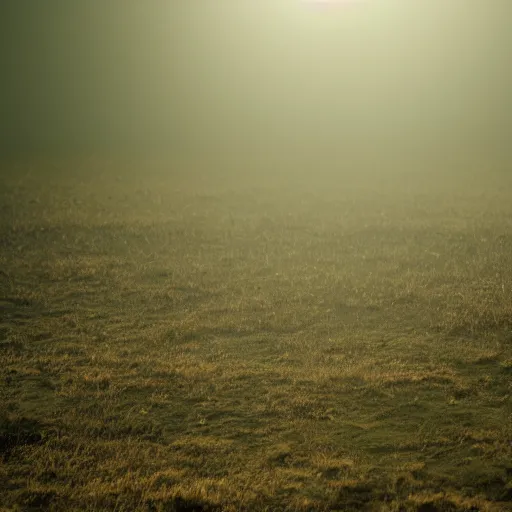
[1,0,511,174]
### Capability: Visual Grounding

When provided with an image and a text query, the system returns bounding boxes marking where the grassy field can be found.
[0,158,511,511]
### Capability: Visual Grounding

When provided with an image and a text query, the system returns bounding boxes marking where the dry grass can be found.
[0,158,511,511]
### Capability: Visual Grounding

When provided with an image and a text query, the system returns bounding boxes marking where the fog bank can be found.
[1,1,511,175]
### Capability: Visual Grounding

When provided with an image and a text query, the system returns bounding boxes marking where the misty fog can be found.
[2,4,512,508]
[1,0,511,175]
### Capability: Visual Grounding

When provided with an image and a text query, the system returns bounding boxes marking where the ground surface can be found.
[0,158,511,511]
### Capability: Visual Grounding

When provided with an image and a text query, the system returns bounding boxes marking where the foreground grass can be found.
[0,160,511,511]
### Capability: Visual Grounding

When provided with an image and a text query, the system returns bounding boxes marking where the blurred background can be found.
[1,0,511,175]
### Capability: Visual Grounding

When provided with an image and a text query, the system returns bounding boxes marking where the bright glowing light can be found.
[302,0,366,4]
[301,0,367,11]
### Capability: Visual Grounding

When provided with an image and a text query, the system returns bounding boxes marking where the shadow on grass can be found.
[0,413,46,461]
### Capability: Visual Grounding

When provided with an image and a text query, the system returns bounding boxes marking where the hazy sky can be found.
[1,0,511,170]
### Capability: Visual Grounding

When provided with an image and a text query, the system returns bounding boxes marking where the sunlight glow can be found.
[300,0,368,15]
[302,0,367,5]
